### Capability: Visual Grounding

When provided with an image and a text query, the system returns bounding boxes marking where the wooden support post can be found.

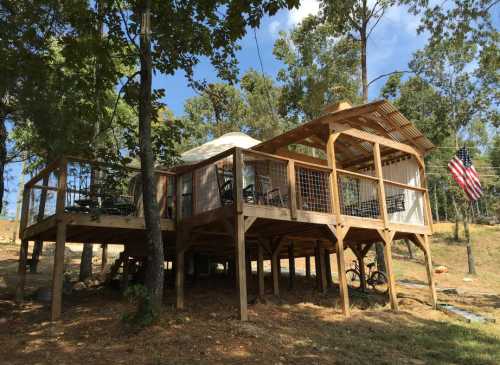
[325,251,333,288]
[121,249,130,293]
[305,255,311,279]
[246,251,252,280]
[15,239,29,302]
[327,224,350,317]
[233,148,248,321]
[288,243,295,290]
[51,159,67,321]
[257,244,265,298]
[373,143,388,225]
[234,213,248,321]
[378,230,398,311]
[414,234,437,309]
[101,244,108,273]
[357,248,367,292]
[272,252,280,296]
[317,241,327,293]
[287,160,297,219]
[176,244,185,309]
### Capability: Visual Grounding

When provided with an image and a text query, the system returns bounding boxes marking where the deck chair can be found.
[256,174,285,207]
[215,166,258,206]
[216,166,234,205]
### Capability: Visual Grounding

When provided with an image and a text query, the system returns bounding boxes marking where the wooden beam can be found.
[175,174,185,310]
[234,151,248,320]
[329,225,351,317]
[288,160,297,220]
[374,143,389,227]
[257,243,265,298]
[288,242,295,290]
[324,251,333,288]
[272,236,286,296]
[377,229,399,311]
[15,239,29,302]
[338,127,421,157]
[317,240,327,293]
[244,216,257,232]
[101,244,108,274]
[414,234,437,309]
[327,133,342,221]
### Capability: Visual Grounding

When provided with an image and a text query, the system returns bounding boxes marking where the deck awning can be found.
[251,100,435,159]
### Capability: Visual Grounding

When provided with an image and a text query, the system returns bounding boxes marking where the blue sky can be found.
[155,1,429,116]
[2,2,432,218]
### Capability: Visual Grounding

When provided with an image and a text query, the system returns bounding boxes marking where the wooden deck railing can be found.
[20,157,176,235]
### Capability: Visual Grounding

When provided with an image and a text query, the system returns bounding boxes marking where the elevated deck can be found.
[17,100,438,322]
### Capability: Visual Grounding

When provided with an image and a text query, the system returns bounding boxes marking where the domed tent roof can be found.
[180,132,261,165]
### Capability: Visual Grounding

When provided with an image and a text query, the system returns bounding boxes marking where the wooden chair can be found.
[215,166,257,206]
[256,175,285,207]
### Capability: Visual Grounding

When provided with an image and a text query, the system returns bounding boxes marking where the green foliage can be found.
[122,284,157,328]
[274,16,361,122]
[180,69,289,148]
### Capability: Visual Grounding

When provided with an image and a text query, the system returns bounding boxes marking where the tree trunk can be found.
[375,242,386,273]
[0,116,7,214]
[443,189,448,221]
[463,205,476,275]
[404,239,414,259]
[139,1,164,312]
[360,33,368,103]
[79,243,93,281]
[433,184,440,222]
[452,194,460,241]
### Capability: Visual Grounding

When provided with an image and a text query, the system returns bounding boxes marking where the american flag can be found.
[448,147,483,201]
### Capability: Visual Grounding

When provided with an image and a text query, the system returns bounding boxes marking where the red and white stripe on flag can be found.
[448,152,483,201]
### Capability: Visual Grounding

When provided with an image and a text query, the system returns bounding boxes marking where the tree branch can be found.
[368,70,412,87]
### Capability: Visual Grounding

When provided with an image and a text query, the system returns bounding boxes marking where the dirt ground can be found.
[0,223,499,365]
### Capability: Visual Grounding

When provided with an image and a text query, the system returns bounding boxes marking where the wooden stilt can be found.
[15,239,29,302]
[414,234,437,309]
[378,230,398,311]
[335,230,350,316]
[176,245,185,309]
[305,255,311,279]
[325,251,333,288]
[314,245,320,289]
[51,221,67,321]
[101,243,108,273]
[121,249,130,293]
[423,235,438,309]
[234,213,248,321]
[272,251,280,296]
[257,243,265,298]
[288,243,295,290]
[317,241,327,293]
[358,250,367,292]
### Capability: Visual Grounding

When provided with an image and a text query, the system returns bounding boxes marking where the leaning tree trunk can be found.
[0,116,7,215]
[360,32,368,103]
[139,1,164,312]
[463,205,476,275]
[79,243,93,281]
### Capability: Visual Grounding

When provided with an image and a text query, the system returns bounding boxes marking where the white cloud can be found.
[269,20,281,37]
[287,0,320,27]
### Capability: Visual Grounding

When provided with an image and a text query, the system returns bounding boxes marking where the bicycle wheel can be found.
[370,271,388,294]
[345,269,362,290]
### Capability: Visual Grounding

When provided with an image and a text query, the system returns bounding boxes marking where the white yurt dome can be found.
[180,132,261,164]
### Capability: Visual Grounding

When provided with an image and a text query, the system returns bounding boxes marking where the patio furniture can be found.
[215,166,256,205]
[256,174,285,207]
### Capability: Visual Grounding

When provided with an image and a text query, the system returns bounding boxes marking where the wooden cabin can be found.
[15,100,438,321]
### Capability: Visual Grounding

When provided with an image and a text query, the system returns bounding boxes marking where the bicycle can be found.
[346,260,388,294]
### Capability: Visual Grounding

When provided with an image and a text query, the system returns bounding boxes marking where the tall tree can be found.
[273,16,361,122]
[318,0,399,102]
[108,0,298,313]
